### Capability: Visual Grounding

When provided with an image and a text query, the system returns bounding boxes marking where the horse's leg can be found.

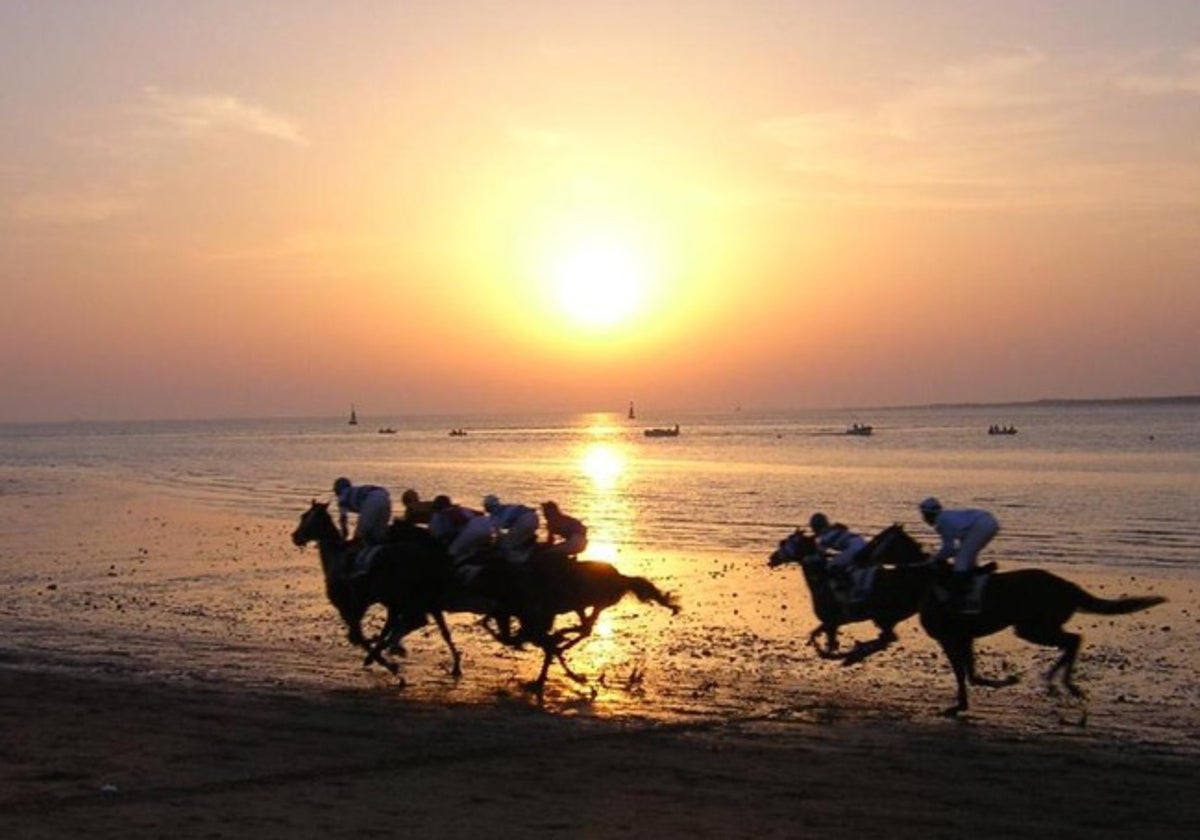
[429,611,462,678]
[361,632,400,676]
[808,623,843,659]
[935,635,972,715]
[1016,623,1084,698]
[842,626,898,667]
[526,645,554,703]
[964,641,1020,690]
[553,646,589,684]
[544,610,601,685]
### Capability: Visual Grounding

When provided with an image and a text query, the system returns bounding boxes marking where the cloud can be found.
[7,189,137,224]
[138,86,309,146]
[1116,48,1200,96]
[755,48,1199,211]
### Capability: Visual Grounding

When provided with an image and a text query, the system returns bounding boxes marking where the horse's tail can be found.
[1077,591,1166,615]
[626,575,681,615]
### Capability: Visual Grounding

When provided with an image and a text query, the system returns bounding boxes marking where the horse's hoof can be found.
[941,705,966,717]
[841,645,874,666]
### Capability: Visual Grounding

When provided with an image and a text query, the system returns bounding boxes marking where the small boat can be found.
[988,425,1018,435]
[348,405,358,426]
[448,428,468,437]
[378,427,397,435]
[845,423,873,436]
[628,401,636,420]
[644,424,680,438]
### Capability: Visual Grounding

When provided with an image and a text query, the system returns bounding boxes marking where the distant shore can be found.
[3,393,1199,427]
[896,394,1200,411]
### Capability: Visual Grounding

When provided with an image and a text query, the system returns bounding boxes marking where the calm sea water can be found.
[3,400,1198,570]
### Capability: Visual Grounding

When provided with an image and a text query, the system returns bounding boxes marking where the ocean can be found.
[3,399,1198,570]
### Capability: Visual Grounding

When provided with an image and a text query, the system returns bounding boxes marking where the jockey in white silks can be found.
[332,477,392,544]
[483,495,540,563]
[920,497,1000,612]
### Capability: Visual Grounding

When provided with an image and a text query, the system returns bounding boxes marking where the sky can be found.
[2,1,1199,422]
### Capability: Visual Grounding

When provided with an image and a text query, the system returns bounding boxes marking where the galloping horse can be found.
[869,524,1167,715]
[291,501,463,680]
[768,526,930,664]
[500,558,680,698]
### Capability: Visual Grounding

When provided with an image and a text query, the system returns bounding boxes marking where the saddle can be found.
[935,563,997,614]
[828,565,877,607]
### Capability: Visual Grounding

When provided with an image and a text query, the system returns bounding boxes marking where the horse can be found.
[768,526,931,664]
[291,500,463,681]
[492,556,681,699]
[868,523,1168,716]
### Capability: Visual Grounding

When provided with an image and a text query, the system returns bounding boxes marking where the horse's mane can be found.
[862,523,925,566]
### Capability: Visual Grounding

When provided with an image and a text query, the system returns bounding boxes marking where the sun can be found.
[550,234,649,329]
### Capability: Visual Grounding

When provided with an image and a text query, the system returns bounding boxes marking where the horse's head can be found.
[292,500,337,547]
[769,528,820,567]
[861,523,927,567]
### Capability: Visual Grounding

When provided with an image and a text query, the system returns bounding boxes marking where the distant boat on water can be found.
[448,428,468,437]
[628,401,636,420]
[348,405,358,426]
[644,424,680,438]
[846,423,873,436]
[988,425,1018,435]
[378,427,396,435]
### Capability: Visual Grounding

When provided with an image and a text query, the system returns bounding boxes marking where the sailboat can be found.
[628,401,636,420]
[348,404,358,426]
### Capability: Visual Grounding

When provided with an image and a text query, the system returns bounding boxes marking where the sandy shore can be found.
[3,666,1198,839]
[3,470,1199,837]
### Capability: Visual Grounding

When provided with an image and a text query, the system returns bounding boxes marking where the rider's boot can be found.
[949,570,979,614]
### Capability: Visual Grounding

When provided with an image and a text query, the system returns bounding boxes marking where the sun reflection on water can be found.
[580,442,625,491]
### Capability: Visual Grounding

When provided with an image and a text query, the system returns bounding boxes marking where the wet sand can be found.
[3,471,1199,837]
[4,667,1198,839]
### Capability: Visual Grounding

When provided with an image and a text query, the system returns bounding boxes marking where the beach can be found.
[3,466,1198,837]
[5,665,1199,839]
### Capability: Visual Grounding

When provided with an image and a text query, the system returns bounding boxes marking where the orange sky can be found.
[2,2,1199,421]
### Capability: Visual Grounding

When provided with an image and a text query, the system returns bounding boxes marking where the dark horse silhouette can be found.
[768,526,930,664]
[498,556,681,698]
[291,500,464,680]
[293,501,679,698]
[869,523,1167,716]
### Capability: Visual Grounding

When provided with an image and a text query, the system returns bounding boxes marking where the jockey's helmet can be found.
[809,512,830,533]
[333,477,351,496]
[919,497,942,521]
[483,494,500,513]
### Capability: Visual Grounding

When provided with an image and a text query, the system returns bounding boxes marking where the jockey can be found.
[332,477,392,544]
[809,512,870,600]
[541,500,588,561]
[483,495,540,563]
[429,495,495,565]
[919,497,1000,610]
[399,488,436,525]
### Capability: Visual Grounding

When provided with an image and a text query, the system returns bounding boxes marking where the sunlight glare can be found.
[551,234,649,329]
